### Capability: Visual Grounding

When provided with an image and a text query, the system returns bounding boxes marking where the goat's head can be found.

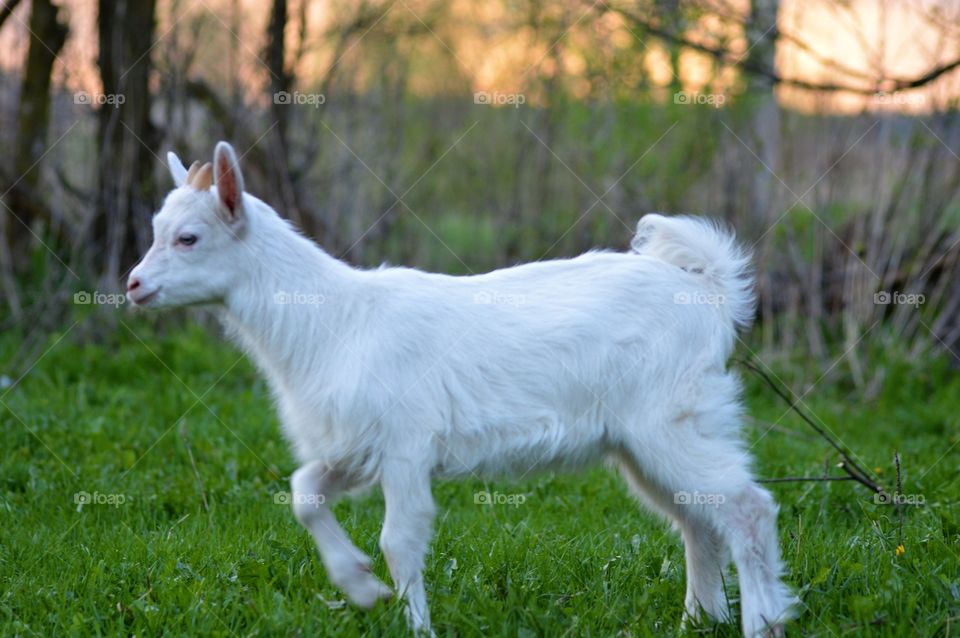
[128,141,249,308]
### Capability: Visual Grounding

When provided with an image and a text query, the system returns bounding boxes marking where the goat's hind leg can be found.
[713,482,797,637]
[616,451,731,626]
[620,420,797,638]
[680,517,732,625]
[290,460,392,608]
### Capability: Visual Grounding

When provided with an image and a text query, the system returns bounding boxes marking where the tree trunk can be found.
[264,0,304,227]
[745,0,782,352]
[94,0,158,285]
[5,0,68,273]
[266,0,292,149]
[655,0,683,94]
[745,0,779,92]
[264,0,319,240]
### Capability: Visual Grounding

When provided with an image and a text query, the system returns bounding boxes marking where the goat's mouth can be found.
[130,288,160,306]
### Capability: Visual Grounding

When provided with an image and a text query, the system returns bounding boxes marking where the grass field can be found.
[1,319,958,637]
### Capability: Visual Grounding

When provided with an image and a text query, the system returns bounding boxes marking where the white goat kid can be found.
[128,142,797,637]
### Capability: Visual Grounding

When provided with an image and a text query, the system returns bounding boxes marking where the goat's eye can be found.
[177,233,198,246]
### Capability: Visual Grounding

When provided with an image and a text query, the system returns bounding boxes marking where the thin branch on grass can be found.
[757,476,856,484]
[734,356,891,501]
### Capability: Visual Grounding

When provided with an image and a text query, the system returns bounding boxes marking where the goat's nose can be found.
[127,276,142,293]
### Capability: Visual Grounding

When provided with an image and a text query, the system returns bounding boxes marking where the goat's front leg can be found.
[380,462,436,634]
[290,460,392,608]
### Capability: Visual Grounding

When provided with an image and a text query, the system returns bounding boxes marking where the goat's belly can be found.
[431,419,610,479]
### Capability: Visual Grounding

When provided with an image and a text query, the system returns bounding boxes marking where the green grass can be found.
[1,319,958,637]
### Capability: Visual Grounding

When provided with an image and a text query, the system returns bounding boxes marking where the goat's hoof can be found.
[338,566,393,609]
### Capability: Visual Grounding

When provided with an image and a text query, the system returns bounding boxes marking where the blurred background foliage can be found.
[1,0,959,385]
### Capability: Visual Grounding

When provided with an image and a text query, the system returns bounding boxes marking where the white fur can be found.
[129,143,797,637]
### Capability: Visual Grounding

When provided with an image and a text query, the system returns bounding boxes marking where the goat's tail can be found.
[631,213,756,330]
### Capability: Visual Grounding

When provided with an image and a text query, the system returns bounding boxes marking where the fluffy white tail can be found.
[631,213,756,330]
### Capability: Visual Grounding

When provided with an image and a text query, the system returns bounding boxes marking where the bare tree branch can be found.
[0,0,23,32]
[599,1,960,95]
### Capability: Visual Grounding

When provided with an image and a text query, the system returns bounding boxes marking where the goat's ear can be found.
[168,151,188,187]
[213,141,245,228]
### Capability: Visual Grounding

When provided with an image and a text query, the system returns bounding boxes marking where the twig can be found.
[746,416,819,441]
[735,356,891,500]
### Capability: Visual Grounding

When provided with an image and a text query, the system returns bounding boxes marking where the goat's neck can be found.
[220,217,358,385]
